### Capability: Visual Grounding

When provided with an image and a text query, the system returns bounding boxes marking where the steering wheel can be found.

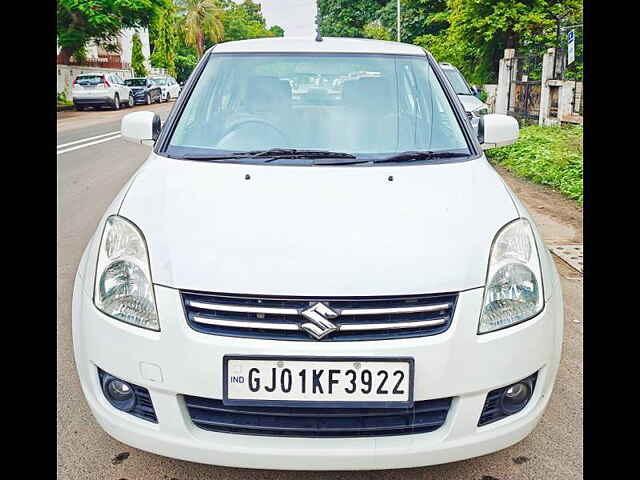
[219,118,290,145]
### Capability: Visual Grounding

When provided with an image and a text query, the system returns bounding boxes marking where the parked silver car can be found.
[439,63,489,128]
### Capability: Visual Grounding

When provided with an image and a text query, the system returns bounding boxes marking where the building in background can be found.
[57,28,151,95]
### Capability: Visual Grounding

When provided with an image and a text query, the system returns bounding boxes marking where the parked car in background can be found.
[73,37,562,470]
[124,78,163,105]
[151,76,181,102]
[439,63,489,129]
[71,73,134,111]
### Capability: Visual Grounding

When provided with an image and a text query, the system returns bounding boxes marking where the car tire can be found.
[75,105,84,111]
[128,93,134,108]
[145,93,151,105]
[112,94,120,110]
[165,92,170,103]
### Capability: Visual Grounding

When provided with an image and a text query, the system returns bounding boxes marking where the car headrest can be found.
[247,76,292,112]
[342,77,393,111]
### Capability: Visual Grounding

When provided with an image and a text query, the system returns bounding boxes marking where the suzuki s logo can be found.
[300,302,338,340]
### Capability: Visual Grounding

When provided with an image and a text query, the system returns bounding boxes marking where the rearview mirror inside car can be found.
[479,114,519,150]
[121,111,161,146]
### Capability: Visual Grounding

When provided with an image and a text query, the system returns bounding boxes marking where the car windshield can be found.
[442,69,472,95]
[75,75,104,86]
[125,78,147,87]
[153,78,167,85]
[167,54,470,158]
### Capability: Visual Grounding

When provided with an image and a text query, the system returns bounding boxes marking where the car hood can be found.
[457,94,487,113]
[120,154,518,296]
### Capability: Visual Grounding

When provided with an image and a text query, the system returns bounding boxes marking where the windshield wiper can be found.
[372,150,470,164]
[181,152,255,161]
[257,149,357,162]
[181,148,357,163]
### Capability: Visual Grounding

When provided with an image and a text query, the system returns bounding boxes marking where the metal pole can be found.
[397,0,401,42]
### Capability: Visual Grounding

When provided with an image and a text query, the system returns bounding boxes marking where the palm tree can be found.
[177,0,224,58]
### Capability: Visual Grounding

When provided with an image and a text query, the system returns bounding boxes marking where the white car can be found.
[71,73,134,111]
[150,76,181,102]
[73,37,563,470]
[439,63,489,128]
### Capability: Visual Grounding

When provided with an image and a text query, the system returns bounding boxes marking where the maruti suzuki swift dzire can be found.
[72,36,563,470]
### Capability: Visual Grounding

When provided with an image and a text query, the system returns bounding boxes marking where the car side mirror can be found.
[479,114,519,150]
[121,111,161,146]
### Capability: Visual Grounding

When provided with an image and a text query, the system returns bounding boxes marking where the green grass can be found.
[487,124,583,205]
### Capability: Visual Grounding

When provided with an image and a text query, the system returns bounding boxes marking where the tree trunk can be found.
[506,29,518,50]
[197,31,204,58]
[58,46,75,64]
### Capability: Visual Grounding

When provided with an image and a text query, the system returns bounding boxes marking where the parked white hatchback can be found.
[151,75,181,102]
[73,37,563,470]
[71,73,134,110]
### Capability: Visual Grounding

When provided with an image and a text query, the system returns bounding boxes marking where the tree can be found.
[177,0,224,57]
[150,2,178,76]
[57,0,164,60]
[363,20,391,40]
[375,0,448,43]
[175,53,198,82]
[216,0,283,44]
[317,0,388,38]
[131,32,148,76]
[414,0,583,84]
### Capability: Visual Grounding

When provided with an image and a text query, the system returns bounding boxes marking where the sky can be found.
[252,0,318,37]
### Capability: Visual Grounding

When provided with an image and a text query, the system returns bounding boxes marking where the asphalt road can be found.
[57,105,583,479]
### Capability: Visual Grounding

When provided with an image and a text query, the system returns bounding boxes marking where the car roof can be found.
[212,36,426,56]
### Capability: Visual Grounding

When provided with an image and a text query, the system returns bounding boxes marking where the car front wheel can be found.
[112,94,120,110]
[128,93,134,107]
[145,93,151,105]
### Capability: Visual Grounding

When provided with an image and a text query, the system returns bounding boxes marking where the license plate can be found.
[223,355,414,407]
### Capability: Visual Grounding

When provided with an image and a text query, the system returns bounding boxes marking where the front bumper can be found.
[131,90,151,103]
[72,280,563,470]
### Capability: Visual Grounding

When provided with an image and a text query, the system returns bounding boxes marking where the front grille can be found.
[181,291,457,341]
[184,395,452,437]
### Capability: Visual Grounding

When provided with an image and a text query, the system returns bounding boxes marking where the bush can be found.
[487,125,583,205]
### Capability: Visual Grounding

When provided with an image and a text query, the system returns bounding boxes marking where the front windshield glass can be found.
[443,69,472,95]
[153,78,167,85]
[125,78,147,87]
[168,54,469,157]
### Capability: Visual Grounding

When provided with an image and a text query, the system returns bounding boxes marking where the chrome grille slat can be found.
[182,291,457,341]
[339,317,448,331]
[187,301,299,315]
[192,316,299,330]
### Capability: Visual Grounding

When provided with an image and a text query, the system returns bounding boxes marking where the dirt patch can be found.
[495,164,583,244]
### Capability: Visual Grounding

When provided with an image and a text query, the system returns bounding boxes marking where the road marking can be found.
[57,134,122,155]
[57,130,121,149]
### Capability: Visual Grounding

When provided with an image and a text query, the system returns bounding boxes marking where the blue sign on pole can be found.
[567,29,575,65]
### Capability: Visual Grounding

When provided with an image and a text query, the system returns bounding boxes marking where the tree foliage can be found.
[171,0,285,81]
[57,0,164,59]
[362,20,391,40]
[131,31,148,76]
[414,0,583,83]
[150,2,178,76]
[317,0,388,38]
[177,0,224,57]
[318,0,582,84]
